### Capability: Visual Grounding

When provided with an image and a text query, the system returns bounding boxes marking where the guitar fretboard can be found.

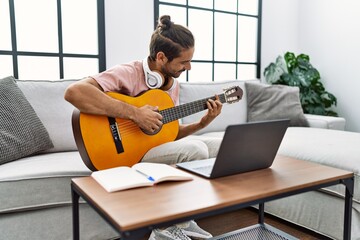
[160,94,226,124]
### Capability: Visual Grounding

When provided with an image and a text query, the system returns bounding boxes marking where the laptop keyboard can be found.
[193,165,213,175]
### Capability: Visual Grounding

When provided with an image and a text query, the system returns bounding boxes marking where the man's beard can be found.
[161,65,185,79]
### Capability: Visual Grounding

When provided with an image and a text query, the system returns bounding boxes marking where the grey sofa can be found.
[0,77,358,240]
[180,80,359,240]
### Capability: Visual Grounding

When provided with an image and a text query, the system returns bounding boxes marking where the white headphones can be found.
[143,57,163,89]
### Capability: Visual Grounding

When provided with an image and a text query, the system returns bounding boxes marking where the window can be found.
[0,0,106,80]
[155,0,262,82]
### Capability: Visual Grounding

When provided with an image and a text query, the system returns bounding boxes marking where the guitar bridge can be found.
[108,117,124,154]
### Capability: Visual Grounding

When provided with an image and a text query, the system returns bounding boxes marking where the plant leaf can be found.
[264,55,287,83]
[284,52,297,73]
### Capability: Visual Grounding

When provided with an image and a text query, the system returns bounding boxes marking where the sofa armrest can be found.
[304,114,346,130]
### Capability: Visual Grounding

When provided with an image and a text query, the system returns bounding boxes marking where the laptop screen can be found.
[176,119,290,178]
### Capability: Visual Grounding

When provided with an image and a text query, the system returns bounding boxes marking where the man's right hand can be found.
[65,78,163,133]
[132,105,163,133]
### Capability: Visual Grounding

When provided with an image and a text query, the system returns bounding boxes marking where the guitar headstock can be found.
[223,86,243,104]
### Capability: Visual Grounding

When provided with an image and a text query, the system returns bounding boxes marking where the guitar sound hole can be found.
[142,125,162,135]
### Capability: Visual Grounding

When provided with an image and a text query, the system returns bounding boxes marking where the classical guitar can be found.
[72,86,243,171]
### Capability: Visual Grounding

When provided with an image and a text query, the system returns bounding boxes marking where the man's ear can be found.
[156,51,168,64]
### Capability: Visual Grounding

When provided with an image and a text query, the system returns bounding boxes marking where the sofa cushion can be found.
[278,127,360,203]
[0,151,90,213]
[16,79,78,152]
[304,114,346,130]
[0,76,54,165]
[245,82,309,127]
[180,80,259,135]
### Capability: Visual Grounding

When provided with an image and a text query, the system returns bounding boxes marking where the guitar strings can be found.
[113,93,228,135]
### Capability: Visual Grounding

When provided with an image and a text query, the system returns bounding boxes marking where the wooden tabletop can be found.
[72,155,353,232]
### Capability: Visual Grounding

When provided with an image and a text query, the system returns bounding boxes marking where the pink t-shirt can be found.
[91,60,180,105]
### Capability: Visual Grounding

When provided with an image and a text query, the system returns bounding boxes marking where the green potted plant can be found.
[264,52,338,116]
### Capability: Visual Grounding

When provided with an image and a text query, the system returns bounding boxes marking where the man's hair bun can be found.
[158,15,173,31]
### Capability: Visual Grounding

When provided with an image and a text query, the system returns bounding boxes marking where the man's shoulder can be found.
[104,60,143,76]
[120,60,142,70]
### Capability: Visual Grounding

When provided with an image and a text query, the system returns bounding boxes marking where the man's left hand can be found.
[200,95,222,128]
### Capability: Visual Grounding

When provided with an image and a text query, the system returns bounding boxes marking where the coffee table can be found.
[71,155,354,240]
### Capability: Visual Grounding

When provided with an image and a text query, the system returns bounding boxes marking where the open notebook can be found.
[176,119,289,179]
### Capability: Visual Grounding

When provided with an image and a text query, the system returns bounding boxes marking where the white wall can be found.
[298,0,360,132]
[105,0,360,132]
[261,0,299,77]
[104,0,153,67]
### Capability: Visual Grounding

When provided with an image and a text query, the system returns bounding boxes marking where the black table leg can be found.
[258,203,265,224]
[343,177,354,240]
[71,184,80,240]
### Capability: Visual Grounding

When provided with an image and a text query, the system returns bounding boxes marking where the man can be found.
[65,15,221,239]
[65,15,222,165]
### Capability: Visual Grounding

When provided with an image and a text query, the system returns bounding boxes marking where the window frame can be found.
[0,0,106,79]
[154,0,262,82]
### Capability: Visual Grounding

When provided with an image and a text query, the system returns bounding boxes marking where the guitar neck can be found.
[160,93,227,124]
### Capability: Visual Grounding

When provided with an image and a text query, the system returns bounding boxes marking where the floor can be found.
[196,207,333,240]
[139,207,333,239]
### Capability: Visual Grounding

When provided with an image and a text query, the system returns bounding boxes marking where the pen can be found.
[135,169,155,182]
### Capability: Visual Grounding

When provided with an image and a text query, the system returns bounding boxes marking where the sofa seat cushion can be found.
[0,151,90,213]
[180,80,259,135]
[278,127,360,203]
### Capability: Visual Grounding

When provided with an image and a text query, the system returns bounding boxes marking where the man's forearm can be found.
[176,121,205,140]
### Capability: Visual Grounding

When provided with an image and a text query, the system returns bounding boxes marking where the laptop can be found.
[176,119,290,179]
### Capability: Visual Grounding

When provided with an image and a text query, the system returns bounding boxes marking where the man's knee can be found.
[184,135,222,158]
[180,140,209,162]
[141,139,209,164]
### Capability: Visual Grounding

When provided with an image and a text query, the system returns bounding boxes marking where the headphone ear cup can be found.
[143,58,163,89]
[146,70,163,89]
